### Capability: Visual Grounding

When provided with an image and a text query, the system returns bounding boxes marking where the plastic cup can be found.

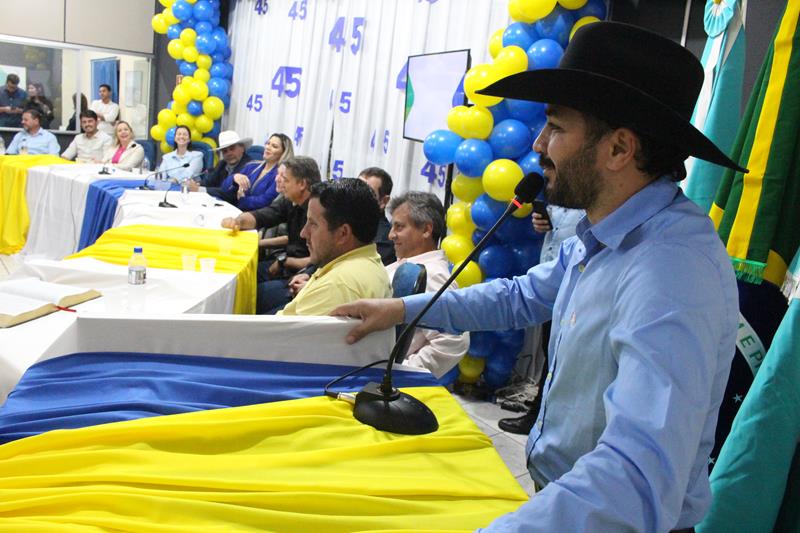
[181,253,197,271]
[199,257,216,273]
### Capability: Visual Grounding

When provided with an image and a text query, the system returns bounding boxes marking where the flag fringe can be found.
[731,258,766,284]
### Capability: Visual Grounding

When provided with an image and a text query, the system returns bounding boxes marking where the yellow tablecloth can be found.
[68,224,258,314]
[0,154,71,254]
[0,387,528,532]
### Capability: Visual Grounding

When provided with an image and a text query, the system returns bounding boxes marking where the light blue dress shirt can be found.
[157,150,204,182]
[403,178,738,532]
[6,128,60,155]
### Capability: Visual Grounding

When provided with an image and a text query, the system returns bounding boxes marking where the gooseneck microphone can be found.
[158,167,207,208]
[140,162,190,191]
[349,172,545,435]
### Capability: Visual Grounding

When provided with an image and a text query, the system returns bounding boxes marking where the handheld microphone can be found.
[158,168,208,208]
[139,162,190,190]
[351,172,545,435]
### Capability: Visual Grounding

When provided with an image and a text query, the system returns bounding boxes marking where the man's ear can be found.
[604,127,639,172]
[379,195,390,210]
[337,223,354,244]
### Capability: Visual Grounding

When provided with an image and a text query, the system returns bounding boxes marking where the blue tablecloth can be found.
[77,179,145,251]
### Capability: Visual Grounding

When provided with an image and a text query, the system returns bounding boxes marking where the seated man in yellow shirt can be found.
[280,178,391,316]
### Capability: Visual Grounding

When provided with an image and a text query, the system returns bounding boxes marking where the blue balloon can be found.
[478,245,516,279]
[502,22,537,51]
[222,45,232,60]
[495,215,536,243]
[527,39,564,70]
[184,17,197,28]
[454,139,494,178]
[193,0,213,21]
[488,101,510,123]
[208,120,221,137]
[488,119,533,160]
[517,150,544,176]
[534,7,574,48]
[209,77,230,98]
[495,328,525,349]
[210,11,221,26]
[468,331,500,358]
[166,100,175,110]
[222,62,234,80]
[437,364,460,387]
[504,98,545,125]
[171,0,192,21]
[576,0,607,20]
[179,61,197,76]
[209,0,220,6]
[470,194,507,231]
[209,62,227,79]
[221,93,231,108]
[196,33,217,54]
[423,129,462,165]
[472,228,501,249]
[187,100,204,116]
[165,126,177,145]
[483,369,512,389]
[211,52,225,63]
[212,28,228,50]
[510,241,542,275]
[195,21,213,35]
[167,24,182,40]
[529,116,546,141]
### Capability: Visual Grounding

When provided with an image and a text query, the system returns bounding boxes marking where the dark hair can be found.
[72,92,88,110]
[582,112,687,181]
[173,125,193,150]
[33,82,46,97]
[6,73,19,85]
[310,178,381,245]
[283,156,321,187]
[388,191,446,242]
[23,108,42,122]
[268,132,294,163]
[358,167,393,197]
[99,83,112,92]
[79,109,98,120]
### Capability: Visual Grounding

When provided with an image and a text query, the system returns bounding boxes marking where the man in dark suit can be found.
[189,130,253,202]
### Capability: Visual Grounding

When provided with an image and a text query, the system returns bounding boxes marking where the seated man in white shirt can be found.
[89,84,120,136]
[60,110,111,163]
[385,191,469,378]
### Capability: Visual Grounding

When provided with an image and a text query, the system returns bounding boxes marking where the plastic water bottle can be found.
[140,156,150,174]
[128,246,147,285]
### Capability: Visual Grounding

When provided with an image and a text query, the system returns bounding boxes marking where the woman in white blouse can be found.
[102,121,145,171]
[157,125,203,183]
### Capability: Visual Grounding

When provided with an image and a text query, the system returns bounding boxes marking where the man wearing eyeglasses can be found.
[188,130,253,203]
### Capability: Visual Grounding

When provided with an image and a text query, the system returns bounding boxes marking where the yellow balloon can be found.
[180,28,197,46]
[559,0,588,8]
[160,140,174,154]
[464,64,502,107]
[508,0,537,23]
[181,75,195,87]
[482,159,524,202]
[441,234,475,264]
[494,45,529,77]
[570,16,601,41]
[162,7,179,25]
[182,45,199,63]
[489,28,504,59]
[159,0,173,6]
[451,174,485,203]
[171,101,188,115]
[189,80,209,101]
[194,68,210,83]
[453,259,483,288]
[462,106,494,139]
[447,105,468,137]
[176,112,195,129]
[203,96,225,120]
[458,355,486,383]
[157,108,177,129]
[199,137,218,150]
[196,54,212,70]
[512,202,534,218]
[195,114,214,133]
[446,202,476,237]
[190,128,202,142]
[172,85,191,105]
[151,14,168,34]
[167,39,184,60]
[150,124,166,142]
[516,0,558,22]
[185,0,197,3]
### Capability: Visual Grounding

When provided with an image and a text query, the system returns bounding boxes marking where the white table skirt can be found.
[113,189,241,229]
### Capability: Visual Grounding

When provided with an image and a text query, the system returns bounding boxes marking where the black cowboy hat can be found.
[477,21,747,174]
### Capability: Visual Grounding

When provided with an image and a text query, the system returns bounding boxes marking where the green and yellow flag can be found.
[711,1,800,287]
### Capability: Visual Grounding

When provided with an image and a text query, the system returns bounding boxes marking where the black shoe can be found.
[498,411,537,435]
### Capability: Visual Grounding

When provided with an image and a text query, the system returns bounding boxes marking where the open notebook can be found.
[0,278,101,328]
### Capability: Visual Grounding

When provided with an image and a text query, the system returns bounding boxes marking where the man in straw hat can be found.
[189,129,253,201]
[333,22,746,532]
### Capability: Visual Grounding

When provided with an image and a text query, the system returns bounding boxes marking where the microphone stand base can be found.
[158,201,177,208]
[353,382,438,435]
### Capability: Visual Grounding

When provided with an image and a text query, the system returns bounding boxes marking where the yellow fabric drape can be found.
[68,224,258,314]
[0,387,527,532]
[0,155,71,254]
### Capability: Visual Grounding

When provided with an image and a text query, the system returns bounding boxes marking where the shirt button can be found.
[546,371,552,381]
[537,419,543,430]
[578,264,585,272]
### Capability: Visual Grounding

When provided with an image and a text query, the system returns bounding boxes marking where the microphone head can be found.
[182,163,190,168]
[515,172,545,203]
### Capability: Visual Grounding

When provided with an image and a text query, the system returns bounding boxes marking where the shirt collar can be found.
[576,177,680,251]
[393,249,443,266]
[314,243,379,278]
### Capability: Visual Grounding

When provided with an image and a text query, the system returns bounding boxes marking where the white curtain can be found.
[227,0,509,198]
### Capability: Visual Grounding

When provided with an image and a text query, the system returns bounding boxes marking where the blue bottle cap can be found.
[134,247,143,253]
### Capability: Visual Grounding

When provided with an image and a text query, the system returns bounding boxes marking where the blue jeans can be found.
[256,279,292,315]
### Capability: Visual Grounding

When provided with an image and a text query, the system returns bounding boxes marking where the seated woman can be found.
[102,121,145,171]
[157,125,203,186]
[217,133,293,210]
[24,83,54,129]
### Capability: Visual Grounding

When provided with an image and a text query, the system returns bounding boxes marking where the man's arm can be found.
[221,211,257,231]
[61,137,78,160]
[105,103,119,123]
[47,134,60,155]
[5,133,20,154]
[403,330,470,378]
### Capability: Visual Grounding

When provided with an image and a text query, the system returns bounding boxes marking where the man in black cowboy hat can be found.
[333,22,743,532]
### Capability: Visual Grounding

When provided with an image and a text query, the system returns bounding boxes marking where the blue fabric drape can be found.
[90,58,119,101]
[78,179,145,251]
[0,352,438,443]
